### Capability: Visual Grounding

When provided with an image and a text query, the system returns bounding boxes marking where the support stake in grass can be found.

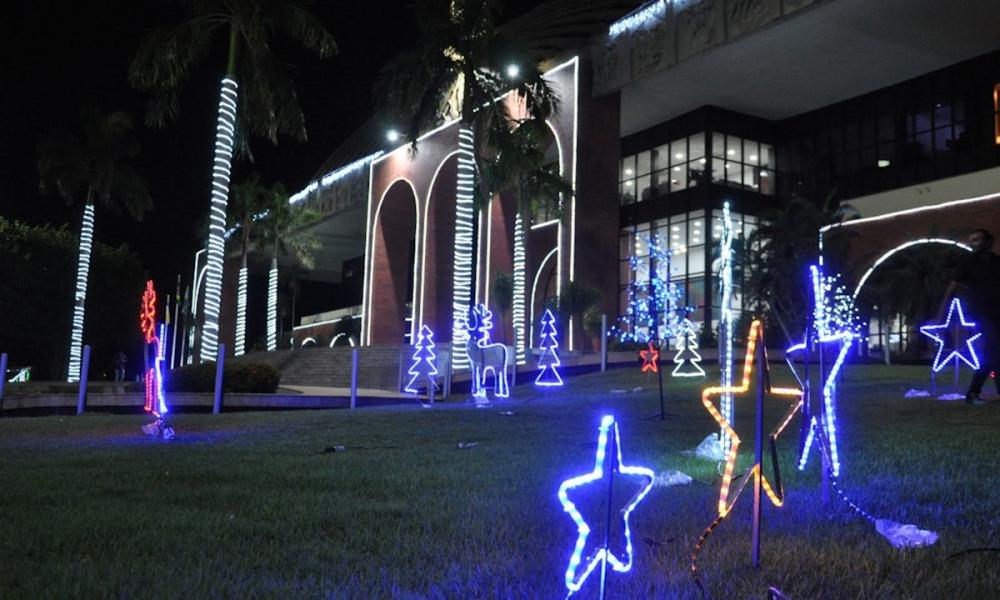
[0,352,7,412]
[213,343,225,414]
[77,345,91,415]
[350,347,358,409]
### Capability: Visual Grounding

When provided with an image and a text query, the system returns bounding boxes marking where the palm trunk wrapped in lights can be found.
[451,126,476,368]
[512,213,527,365]
[234,261,248,356]
[67,202,95,382]
[200,76,239,362]
[267,258,278,351]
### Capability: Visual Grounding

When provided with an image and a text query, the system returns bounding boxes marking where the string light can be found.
[612,233,682,344]
[289,151,384,204]
[608,0,667,38]
[535,309,563,386]
[67,203,95,382]
[672,319,705,377]
[139,281,168,418]
[919,298,982,372]
[512,214,527,365]
[235,266,247,356]
[639,341,659,374]
[558,415,654,595]
[468,304,510,399]
[200,77,239,362]
[451,127,476,370]
[702,320,803,517]
[718,202,736,456]
[405,325,438,395]
[267,260,278,351]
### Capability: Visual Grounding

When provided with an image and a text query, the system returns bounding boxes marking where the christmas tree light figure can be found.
[535,309,563,386]
[405,325,438,406]
[672,319,705,378]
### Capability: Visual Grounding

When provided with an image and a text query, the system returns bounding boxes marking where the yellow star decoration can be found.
[702,319,803,517]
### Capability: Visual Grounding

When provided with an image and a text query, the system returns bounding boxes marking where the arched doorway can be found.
[368,180,419,344]
[421,153,459,340]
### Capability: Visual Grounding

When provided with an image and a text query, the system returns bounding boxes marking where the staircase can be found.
[232,345,411,391]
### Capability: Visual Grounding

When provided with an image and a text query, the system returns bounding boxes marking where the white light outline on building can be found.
[301,337,317,346]
[851,239,972,300]
[530,218,559,230]
[235,265,248,356]
[329,332,356,347]
[609,0,667,38]
[289,151,385,204]
[819,191,1000,234]
[418,150,462,333]
[67,203,95,382]
[530,247,559,349]
[200,77,239,362]
[267,260,278,351]
[568,57,580,351]
[363,177,421,345]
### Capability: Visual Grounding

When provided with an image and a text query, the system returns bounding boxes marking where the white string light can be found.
[234,265,247,356]
[719,202,735,455]
[451,127,476,369]
[200,77,239,362]
[512,213,527,365]
[67,203,95,382]
[267,260,278,351]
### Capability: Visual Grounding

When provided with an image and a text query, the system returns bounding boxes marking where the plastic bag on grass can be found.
[875,519,939,548]
[653,470,693,487]
[682,434,726,461]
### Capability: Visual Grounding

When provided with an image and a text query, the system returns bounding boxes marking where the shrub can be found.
[165,362,280,393]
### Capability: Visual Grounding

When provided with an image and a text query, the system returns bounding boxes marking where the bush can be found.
[165,362,280,393]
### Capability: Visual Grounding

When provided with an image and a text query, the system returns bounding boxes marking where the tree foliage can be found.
[0,218,145,379]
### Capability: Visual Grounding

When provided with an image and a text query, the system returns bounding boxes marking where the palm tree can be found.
[374,0,558,368]
[479,119,571,362]
[227,174,270,356]
[37,105,152,382]
[129,0,336,362]
[257,183,319,351]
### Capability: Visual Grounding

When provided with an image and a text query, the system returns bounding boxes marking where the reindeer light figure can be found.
[467,304,510,401]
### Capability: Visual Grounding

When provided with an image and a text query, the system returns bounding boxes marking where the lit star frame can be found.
[702,320,803,516]
[919,298,982,372]
[558,415,654,595]
[639,341,659,374]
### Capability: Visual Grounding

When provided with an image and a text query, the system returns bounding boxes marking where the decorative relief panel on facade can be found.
[725,0,781,40]
[781,0,815,15]
[301,171,368,218]
[676,0,725,62]
[592,0,818,94]
[632,6,676,80]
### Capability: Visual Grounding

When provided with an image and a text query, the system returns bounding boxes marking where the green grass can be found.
[1,364,999,599]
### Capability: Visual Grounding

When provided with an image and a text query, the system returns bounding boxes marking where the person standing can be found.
[938,229,1000,405]
[113,351,127,383]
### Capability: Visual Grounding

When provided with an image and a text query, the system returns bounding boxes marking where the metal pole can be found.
[751,332,765,568]
[819,338,829,505]
[600,314,608,372]
[799,325,811,458]
[213,343,225,414]
[598,424,617,600]
[350,348,358,409]
[77,345,91,415]
[170,277,182,369]
[0,353,7,412]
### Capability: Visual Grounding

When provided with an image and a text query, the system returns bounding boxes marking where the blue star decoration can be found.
[787,331,854,477]
[920,298,982,372]
[558,415,654,595]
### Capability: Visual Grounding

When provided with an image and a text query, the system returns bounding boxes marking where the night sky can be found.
[2,0,539,291]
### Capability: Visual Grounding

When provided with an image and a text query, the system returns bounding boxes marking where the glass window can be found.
[620,180,635,204]
[636,151,652,176]
[688,216,704,246]
[621,155,635,180]
[687,245,705,276]
[653,143,671,171]
[670,139,687,165]
[636,175,652,202]
[669,164,687,190]
[712,132,725,159]
[669,220,687,253]
[759,169,774,195]
[725,134,742,162]
[688,133,706,160]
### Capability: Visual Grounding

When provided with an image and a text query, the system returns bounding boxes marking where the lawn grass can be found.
[2,363,999,599]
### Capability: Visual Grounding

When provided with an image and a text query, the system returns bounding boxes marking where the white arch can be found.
[418,150,462,332]
[301,337,317,347]
[363,177,421,345]
[852,238,972,300]
[329,332,356,348]
[529,247,559,349]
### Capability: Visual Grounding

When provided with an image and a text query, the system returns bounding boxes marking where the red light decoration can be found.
[139,281,159,415]
[639,341,659,373]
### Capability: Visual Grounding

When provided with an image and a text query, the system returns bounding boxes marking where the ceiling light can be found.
[386,129,400,143]
[878,160,891,168]
[749,154,758,161]
[675,152,684,160]
[625,168,633,175]
[673,166,680,172]
[727,149,735,156]
[671,226,679,231]
[760,171,769,177]
[700,158,707,164]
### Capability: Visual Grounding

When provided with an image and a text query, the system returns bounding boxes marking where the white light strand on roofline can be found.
[609,0,667,38]
[289,151,385,205]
